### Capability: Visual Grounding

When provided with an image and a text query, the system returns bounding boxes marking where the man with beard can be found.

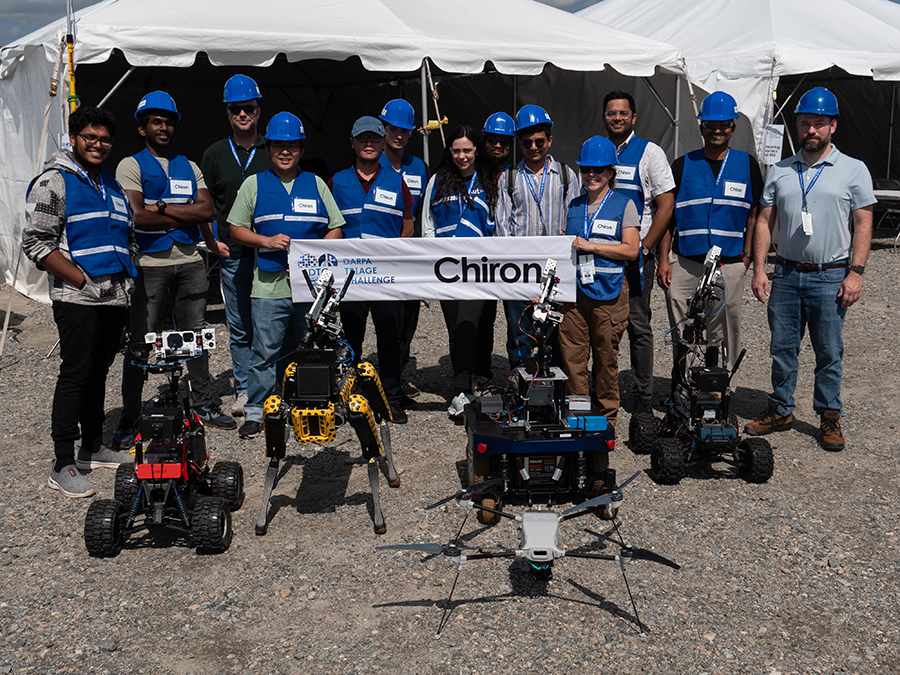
[482,112,515,176]
[746,87,874,451]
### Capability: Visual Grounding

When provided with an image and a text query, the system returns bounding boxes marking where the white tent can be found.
[0,0,686,299]
[579,0,900,163]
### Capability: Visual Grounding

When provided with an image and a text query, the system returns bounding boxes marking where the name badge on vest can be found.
[403,174,422,190]
[169,179,192,196]
[373,188,397,207]
[591,219,618,237]
[724,181,747,199]
[293,198,317,214]
[111,196,127,213]
[616,166,636,181]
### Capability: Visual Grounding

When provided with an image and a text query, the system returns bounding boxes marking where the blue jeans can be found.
[244,297,310,423]
[219,254,254,395]
[767,263,848,415]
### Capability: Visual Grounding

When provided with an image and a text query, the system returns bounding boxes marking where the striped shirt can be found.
[496,156,579,237]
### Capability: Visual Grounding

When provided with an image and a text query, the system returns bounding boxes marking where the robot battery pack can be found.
[565,415,609,432]
[288,349,337,401]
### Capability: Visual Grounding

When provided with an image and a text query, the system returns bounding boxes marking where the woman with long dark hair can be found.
[422,125,500,414]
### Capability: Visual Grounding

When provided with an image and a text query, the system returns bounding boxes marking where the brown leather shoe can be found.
[820,410,845,451]
[744,403,794,436]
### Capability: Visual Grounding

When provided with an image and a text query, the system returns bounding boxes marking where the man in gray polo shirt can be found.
[747,87,875,451]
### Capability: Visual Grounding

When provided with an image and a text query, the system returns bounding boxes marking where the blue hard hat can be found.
[794,87,839,117]
[697,91,739,121]
[223,74,262,103]
[135,91,181,122]
[482,112,516,137]
[515,104,553,132]
[576,136,618,167]
[379,99,416,130]
[265,112,305,141]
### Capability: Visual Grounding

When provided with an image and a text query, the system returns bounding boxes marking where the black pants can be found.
[52,301,129,466]
[440,299,495,393]
[399,299,420,376]
[340,300,403,402]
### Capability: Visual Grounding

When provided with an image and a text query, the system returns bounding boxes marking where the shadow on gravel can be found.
[264,447,354,524]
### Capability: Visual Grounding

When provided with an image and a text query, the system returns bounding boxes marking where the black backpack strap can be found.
[506,165,516,201]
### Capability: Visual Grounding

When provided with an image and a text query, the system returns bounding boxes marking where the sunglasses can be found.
[354,134,384,145]
[228,104,259,116]
[485,136,512,146]
[78,132,114,148]
[580,166,609,175]
[701,121,734,131]
[520,138,547,149]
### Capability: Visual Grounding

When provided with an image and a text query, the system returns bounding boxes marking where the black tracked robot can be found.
[628,246,774,485]
[464,260,617,522]
[84,329,244,557]
[256,269,401,536]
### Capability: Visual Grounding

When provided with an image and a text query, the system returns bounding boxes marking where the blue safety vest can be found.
[330,167,404,239]
[132,148,201,252]
[674,149,753,257]
[614,135,648,220]
[253,169,330,272]
[28,168,137,278]
[429,174,495,238]
[379,152,428,212]
[565,190,631,301]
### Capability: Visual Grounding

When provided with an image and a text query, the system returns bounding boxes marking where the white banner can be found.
[287,236,578,303]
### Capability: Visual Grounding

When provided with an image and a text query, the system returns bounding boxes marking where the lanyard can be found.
[229,137,257,177]
[796,162,826,210]
[458,171,479,220]
[72,163,106,201]
[524,159,549,228]
[712,149,730,188]
[583,189,612,239]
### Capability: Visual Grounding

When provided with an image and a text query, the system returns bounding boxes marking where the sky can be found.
[0,0,601,48]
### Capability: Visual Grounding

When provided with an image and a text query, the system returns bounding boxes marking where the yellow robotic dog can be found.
[255,270,400,536]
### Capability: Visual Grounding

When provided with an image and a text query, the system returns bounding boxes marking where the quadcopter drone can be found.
[256,269,400,536]
[378,471,679,636]
[84,328,244,557]
[629,246,774,485]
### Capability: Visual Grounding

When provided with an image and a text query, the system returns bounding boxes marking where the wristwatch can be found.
[849,264,865,275]
[156,199,167,214]
[741,251,753,263]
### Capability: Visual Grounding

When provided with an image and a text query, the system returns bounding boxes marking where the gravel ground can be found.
[1,238,899,675]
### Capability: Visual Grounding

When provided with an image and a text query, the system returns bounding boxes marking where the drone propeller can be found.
[425,477,505,510]
[561,471,642,518]
[376,542,448,554]
[620,546,681,570]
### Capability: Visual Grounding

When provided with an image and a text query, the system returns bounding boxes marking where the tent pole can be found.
[98,66,137,108]
[681,59,700,119]
[641,77,676,125]
[424,60,445,147]
[420,62,429,167]
[888,82,896,179]
[674,76,681,159]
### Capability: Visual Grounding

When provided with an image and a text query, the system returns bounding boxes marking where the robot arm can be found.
[532,259,563,326]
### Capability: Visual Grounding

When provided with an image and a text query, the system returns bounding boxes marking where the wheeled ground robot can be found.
[628,246,774,485]
[464,260,617,523]
[84,329,244,557]
[255,269,400,536]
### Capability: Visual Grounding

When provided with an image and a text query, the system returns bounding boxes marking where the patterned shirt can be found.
[496,156,579,237]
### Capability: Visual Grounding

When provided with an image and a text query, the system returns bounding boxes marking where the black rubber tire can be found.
[650,437,686,485]
[210,461,245,511]
[84,499,124,558]
[191,496,233,553]
[479,496,500,525]
[114,463,139,507]
[586,452,611,498]
[629,412,659,455]
[471,454,491,486]
[738,437,774,484]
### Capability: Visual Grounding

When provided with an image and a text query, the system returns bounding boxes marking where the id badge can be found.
[801,209,813,235]
[578,254,595,285]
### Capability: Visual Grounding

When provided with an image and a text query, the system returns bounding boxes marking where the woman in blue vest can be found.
[560,136,640,428]
[421,125,500,414]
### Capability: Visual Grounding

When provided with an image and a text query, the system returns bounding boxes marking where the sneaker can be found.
[194,402,237,430]
[76,445,133,471]
[231,391,249,418]
[401,381,420,398]
[448,392,475,418]
[239,420,261,439]
[389,404,408,425]
[744,403,794,436]
[48,465,95,498]
[112,416,139,449]
[820,410,845,451]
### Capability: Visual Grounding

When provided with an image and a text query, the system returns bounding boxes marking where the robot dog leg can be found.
[347,394,395,534]
[256,395,287,536]
[355,362,400,488]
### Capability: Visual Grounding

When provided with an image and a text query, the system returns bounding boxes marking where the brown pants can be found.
[558,287,630,427]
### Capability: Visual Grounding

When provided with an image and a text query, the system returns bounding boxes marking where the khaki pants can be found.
[558,287,630,427]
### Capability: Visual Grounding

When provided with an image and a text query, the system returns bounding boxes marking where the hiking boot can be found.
[398,394,417,410]
[401,381,420,398]
[633,395,653,414]
[194,402,237,430]
[238,420,261,439]
[231,391,249,418]
[76,445,133,471]
[48,465,95,498]
[112,415,139,449]
[744,403,793,436]
[389,403,408,425]
[820,410,845,451]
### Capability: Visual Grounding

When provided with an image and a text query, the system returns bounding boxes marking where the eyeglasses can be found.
[701,121,734,131]
[520,138,547,149]
[450,147,475,156]
[604,110,632,119]
[78,133,114,148]
[580,166,608,175]
[269,141,301,152]
[485,136,512,146]
[353,134,383,145]
[228,104,259,116]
